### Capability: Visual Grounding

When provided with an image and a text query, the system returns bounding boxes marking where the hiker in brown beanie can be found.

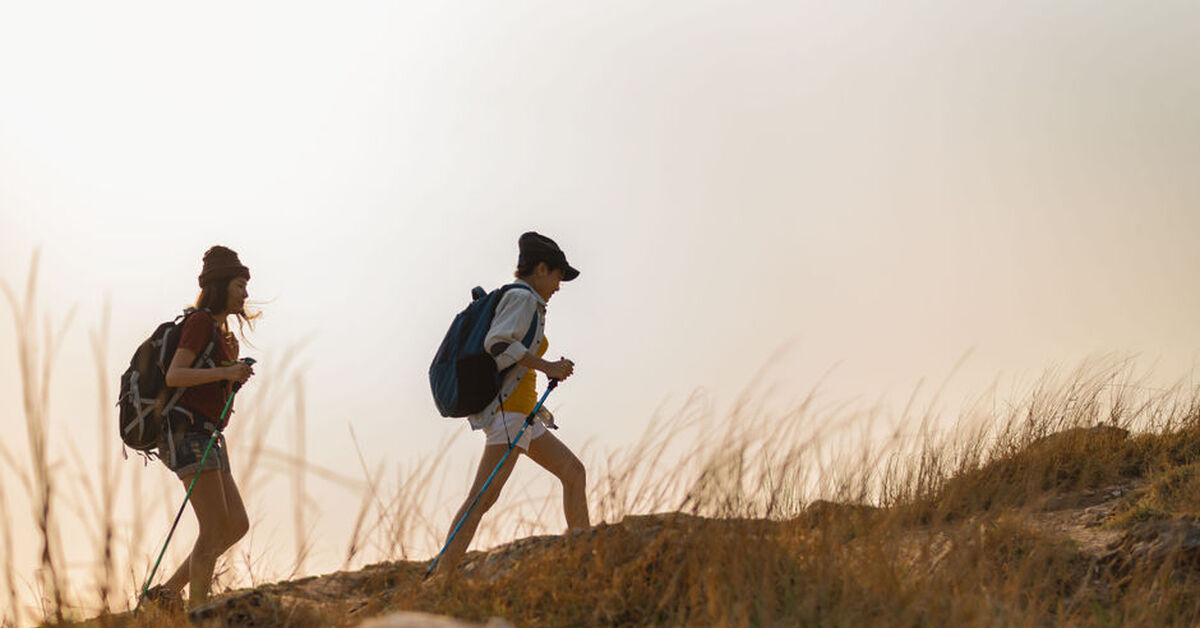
[143,245,260,609]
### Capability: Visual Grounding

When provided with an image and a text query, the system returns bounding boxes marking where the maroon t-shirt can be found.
[176,311,239,426]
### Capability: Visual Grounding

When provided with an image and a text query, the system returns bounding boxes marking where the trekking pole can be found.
[138,357,256,606]
[426,378,560,578]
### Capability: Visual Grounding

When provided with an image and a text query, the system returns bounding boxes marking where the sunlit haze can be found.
[2,1,1199,619]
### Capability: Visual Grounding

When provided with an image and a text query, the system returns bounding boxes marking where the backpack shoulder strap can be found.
[496,284,540,349]
[520,306,539,347]
[498,282,533,296]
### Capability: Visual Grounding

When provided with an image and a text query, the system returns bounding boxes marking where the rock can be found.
[1099,518,1200,579]
[356,612,513,628]
[188,590,280,627]
[278,594,325,626]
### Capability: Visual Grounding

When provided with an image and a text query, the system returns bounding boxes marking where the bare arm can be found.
[518,353,574,381]
[165,347,251,388]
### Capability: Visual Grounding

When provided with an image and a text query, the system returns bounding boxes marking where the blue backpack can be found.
[429,283,538,418]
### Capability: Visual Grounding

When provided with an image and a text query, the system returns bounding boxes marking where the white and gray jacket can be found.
[468,279,546,431]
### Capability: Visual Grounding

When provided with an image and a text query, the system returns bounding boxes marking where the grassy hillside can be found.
[9,259,1200,626]
[56,364,1200,627]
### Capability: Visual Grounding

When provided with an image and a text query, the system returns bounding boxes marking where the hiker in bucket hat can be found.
[430,231,588,577]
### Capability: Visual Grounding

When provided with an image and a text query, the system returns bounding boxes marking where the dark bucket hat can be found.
[518,232,579,281]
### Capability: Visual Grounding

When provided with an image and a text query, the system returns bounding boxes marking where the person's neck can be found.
[519,278,550,301]
[210,310,229,331]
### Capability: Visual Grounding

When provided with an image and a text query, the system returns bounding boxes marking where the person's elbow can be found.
[165,368,184,388]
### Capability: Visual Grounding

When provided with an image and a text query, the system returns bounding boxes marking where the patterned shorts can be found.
[159,428,230,479]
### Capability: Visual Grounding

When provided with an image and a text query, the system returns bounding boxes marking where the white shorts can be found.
[482,411,547,451]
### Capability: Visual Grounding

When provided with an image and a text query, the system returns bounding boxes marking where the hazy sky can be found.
[2,0,1199,615]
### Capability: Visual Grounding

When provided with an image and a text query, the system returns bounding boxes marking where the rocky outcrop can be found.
[356,613,512,628]
[1099,517,1200,581]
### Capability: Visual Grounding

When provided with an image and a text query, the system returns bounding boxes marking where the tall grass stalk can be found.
[1,251,74,622]
[0,455,19,627]
[291,372,311,577]
[85,299,118,615]
[344,430,385,570]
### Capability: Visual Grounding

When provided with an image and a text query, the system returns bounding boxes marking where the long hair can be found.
[195,279,260,340]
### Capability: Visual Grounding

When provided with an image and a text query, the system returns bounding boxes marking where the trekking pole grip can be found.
[232,357,256,393]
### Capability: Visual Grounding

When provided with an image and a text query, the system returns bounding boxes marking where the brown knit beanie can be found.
[198,245,251,288]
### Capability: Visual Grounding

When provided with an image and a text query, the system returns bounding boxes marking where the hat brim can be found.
[561,264,580,281]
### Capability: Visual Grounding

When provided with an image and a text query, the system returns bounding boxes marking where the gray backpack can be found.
[117,309,216,453]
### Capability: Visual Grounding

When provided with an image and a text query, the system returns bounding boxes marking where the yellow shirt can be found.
[503,336,548,415]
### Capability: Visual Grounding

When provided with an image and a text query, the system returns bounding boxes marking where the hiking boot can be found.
[142,585,184,613]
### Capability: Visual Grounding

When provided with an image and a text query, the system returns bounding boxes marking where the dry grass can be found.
[7,252,1200,626]
[1,251,73,625]
[67,365,1200,627]
[353,365,1200,628]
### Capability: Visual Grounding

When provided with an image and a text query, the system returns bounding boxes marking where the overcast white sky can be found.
[2,0,1199,617]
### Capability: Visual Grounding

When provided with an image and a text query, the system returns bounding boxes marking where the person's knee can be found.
[212,504,249,549]
[477,490,501,514]
[227,513,249,546]
[193,529,223,558]
[562,458,586,490]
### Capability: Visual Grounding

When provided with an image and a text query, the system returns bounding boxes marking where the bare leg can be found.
[162,469,249,606]
[526,431,589,530]
[163,554,191,593]
[432,444,520,576]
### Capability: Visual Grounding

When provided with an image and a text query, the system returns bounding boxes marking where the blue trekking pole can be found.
[426,378,560,578]
[138,357,256,606]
